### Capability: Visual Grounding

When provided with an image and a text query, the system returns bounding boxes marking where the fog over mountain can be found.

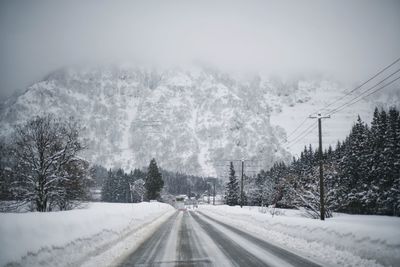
[1,0,399,101]
[0,0,399,175]
[0,65,289,176]
[1,64,397,177]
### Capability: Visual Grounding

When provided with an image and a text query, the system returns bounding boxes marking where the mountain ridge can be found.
[0,65,393,177]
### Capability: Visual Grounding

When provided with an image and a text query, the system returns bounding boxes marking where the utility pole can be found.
[240,159,244,208]
[213,179,216,205]
[214,159,262,208]
[309,112,330,220]
[207,183,210,204]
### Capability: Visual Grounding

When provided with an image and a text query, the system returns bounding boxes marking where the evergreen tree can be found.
[272,107,400,217]
[145,159,164,200]
[101,168,132,203]
[247,171,265,206]
[132,168,146,181]
[225,162,239,206]
[368,108,387,213]
[339,116,371,213]
[101,169,114,202]
[379,107,400,215]
[90,165,108,188]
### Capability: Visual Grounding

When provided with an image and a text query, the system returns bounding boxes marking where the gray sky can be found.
[0,0,399,100]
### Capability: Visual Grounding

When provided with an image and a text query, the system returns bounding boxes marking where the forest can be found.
[234,107,400,217]
[95,164,222,203]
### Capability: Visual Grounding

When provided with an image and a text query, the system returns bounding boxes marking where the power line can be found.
[329,75,400,115]
[283,119,312,145]
[286,126,317,149]
[327,69,400,115]
[286,121,318,147]
[318,57,400,114]
[285,117,309,140]
[286,57,400,148]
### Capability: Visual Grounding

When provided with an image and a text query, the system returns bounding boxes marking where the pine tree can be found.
[145,159,164,200]
[263,107,399,217]
[380,107,400,215]
[247,171,265,206]
[101,169,114,202]
[339,116,370,213]
[114,169,124,202]
[225,162,239,206]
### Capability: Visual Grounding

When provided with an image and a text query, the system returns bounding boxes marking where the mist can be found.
[1,0,399,100]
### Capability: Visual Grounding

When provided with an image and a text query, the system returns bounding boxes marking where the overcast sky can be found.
[0,0,399,100]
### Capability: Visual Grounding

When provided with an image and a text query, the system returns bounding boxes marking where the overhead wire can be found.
[329,75,400,115]
[318,57,400,114]
[284,57,400,148]
[286,121,318,148]
[327,68,400,115]
[285,117,309,140]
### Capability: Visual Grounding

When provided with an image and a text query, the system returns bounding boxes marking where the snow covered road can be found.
[117,210,320,267]
[3,204,397,266]
[198,205,400,266]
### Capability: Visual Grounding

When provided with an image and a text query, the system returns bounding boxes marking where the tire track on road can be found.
[197,211,321,267]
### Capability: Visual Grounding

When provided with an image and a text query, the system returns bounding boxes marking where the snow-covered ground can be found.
[198,205,400,267]
[0,202,175,267]
[269,80,375,156]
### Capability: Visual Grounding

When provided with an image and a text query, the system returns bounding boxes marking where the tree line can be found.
[97,164,222,203]
[99,158,164,203]
[0,115,167,211]
[161,170,222,199]
[225,107,400,217]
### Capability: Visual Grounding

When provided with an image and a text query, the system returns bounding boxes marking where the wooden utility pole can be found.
[213,180,216,205]
[240,159,244,208]
[309,113,330,220]
[207,184,210,204]
[214,159,262,208]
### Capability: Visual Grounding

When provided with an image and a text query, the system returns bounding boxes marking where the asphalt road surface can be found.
[118,210,321,267]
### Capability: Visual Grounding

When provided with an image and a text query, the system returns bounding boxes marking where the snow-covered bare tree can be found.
[131,179,146,202]
[289,163,340,219]
[10,115,89,211]
[0,139,13,201]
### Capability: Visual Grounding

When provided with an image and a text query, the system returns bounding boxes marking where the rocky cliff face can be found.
[1,65,392,176]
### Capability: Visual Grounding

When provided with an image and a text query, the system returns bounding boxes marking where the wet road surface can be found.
[118,210,321,267]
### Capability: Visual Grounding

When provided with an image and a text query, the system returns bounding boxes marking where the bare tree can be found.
[0,139,13,201]
[130,179,146,202]
[287,163,339,219]
[10,115,89,211]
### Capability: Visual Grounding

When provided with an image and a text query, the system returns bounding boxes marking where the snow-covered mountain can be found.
[0,65,396,176]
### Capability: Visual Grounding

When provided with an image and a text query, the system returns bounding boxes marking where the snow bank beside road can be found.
[0,202,175,267]
[199,205,400,267]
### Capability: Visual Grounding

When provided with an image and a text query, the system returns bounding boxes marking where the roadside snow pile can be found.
[0,202,175,267]
[199,205,400,267]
